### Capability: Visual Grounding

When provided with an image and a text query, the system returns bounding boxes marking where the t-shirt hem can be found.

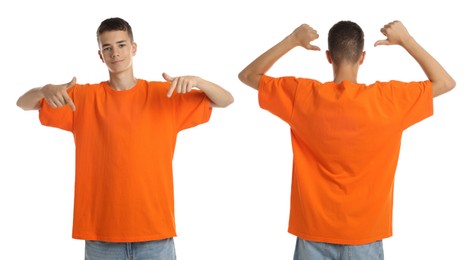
[72,232,177,243]
[288,229,392,245]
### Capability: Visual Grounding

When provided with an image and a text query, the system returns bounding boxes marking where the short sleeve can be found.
[172,90,212,131]
[383,80,433,129]
[38,86,76,132]
[258,75,299,123]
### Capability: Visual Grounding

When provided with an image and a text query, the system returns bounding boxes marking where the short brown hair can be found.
[96,17,134,43]
[328,21,364,65]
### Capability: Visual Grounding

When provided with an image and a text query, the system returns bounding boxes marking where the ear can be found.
[359,51,366,65]
[132,42,137,56]
[98,50,104,63]
[325,50,333,64]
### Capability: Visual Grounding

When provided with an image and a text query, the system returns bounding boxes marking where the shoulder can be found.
[260,75,322,88]
[369,80,431,93]
[67,82,103,95]
[74,82,103,89]
[368,80,432,100]
[141,80,170,92]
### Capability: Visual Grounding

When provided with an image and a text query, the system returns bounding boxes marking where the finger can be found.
[66,77,77,89]
[54,80,72,107]
[48,97,59,108]
[162,72,174,82]
[63,77,76,110]
[55,93,67,107]
[374,40,389,47]
[182,79,192,93]
[47,99,55,108]
[182,80,192,93]
[167,78,177,97]
[186,82,193,93]
[307,44,321,51]
[64,94,76,111]
[176,77,184,94]
[53,94,69,108]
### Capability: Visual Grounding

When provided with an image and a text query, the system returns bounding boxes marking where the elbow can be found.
[238,70,249,85]
[238,70,260,90]
[217,93,234,108]
[238,69,255,86]
[432,77,456,97]
[446,78,456,92]
[16,97,38,111]
[440,78,456,96]
[211,91,234,108]
[16,98,28,111]
[16,98,22,109]
[226,94,235,107]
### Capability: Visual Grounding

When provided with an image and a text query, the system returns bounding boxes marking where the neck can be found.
[332,62,360,84]
[108,70,137,91]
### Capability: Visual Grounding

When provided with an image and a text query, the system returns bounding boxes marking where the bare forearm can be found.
[402,37,456,97]
[239,24,319,90]
[239,35,298,90]
[16,87,44,111]
[197,78,234,108]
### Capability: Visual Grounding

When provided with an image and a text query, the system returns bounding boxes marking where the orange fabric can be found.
[258,75,433,245]
[39,79,211,242]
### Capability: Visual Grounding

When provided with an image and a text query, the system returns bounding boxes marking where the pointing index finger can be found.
[65,95,76,111]
[167,79,177,97]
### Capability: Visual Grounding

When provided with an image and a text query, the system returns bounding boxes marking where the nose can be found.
[111,48,120,58]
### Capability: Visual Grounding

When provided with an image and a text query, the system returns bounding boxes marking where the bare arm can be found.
[374,21,456,97]
[163,73,234,108]
[16,87,45,110]
[238,24,320,90]
[16,77,77,111]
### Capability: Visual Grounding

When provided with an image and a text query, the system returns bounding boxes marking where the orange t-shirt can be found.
[39,79,212,242]
[258,75,433,245]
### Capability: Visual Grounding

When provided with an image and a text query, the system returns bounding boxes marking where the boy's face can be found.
[98,30,137,74]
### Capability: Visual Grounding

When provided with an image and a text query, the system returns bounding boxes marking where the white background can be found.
[1,0,472,259]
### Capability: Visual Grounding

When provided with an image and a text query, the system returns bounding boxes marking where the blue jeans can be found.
[293,237,384,260]
[85,238,176,260]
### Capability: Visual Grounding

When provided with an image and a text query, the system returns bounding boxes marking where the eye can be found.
[119,43,126,48]
[103,47,111,52]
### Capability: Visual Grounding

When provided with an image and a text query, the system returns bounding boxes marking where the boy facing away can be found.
[239,20,455,259]
[17,17,233,260]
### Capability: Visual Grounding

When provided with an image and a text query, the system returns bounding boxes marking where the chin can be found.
[108,64,131,74]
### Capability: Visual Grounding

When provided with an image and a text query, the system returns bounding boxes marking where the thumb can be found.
[374,40,389,47]
[307,44,321,51]
[162,72,174,82]
[67,77,77,88]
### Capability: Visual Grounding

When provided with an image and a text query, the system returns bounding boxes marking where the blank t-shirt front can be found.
[39,79,211,242]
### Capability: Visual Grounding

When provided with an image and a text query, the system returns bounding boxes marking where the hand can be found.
[374,20,412,47]
[291,24,320,51]
[41,77,76,111]
[163,72,200,97]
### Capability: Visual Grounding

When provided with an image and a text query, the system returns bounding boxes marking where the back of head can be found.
[96,17,134,44]
[328,21,364,65]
